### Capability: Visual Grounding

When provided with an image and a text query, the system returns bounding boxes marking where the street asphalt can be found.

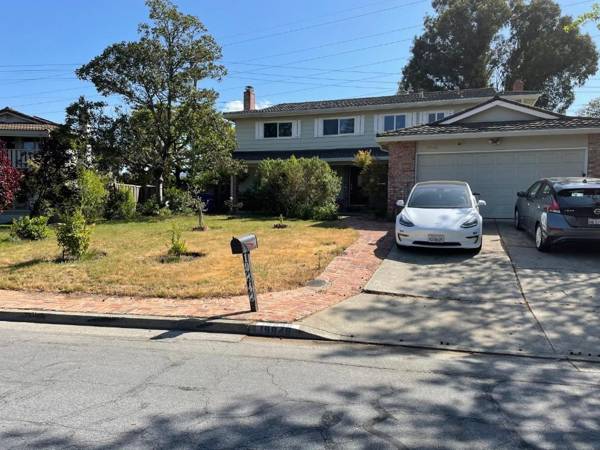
[0,321,599,449]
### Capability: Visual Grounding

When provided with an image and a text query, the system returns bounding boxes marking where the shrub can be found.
[168,225,187,257]
[10,216,50,240]
[164,187,195,214]
[79,169,108,222]
[138,197,161,216]
[253,157,341,220]
[311,202,339,221]
[56,210,92,260]
[0,142,22,213]
[104,185,136,220]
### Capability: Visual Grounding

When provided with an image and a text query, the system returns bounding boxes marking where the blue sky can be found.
[1,0,599,123]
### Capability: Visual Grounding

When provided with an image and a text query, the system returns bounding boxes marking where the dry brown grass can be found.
[0,215,357,298]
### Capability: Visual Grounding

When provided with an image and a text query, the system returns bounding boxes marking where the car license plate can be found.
[428,234,445,243]
[589,218,600,225]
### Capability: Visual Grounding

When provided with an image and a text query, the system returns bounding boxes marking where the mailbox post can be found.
[230,234,259,312]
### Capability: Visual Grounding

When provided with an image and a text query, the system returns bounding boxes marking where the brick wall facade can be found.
[588,134,600,178]
[386,141,417,215]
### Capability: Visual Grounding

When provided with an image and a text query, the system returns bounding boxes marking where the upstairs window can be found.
[323,117,355,135]
[427,112,446,123]
[383,114,406,132]
[263,121,293,138]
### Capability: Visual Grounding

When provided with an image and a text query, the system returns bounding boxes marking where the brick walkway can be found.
[0,218,393,323]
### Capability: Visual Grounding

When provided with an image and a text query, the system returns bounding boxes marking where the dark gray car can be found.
[514,177,600,251]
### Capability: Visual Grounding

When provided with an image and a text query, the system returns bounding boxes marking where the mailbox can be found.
[230,234,258,254]
[231,233,259,312]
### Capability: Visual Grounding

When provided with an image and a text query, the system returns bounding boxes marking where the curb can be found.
[0,309,337,341]
[3,309,599,365]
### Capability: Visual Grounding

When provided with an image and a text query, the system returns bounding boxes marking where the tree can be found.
[496,0,598,112]
[0,141,22,213]
[400,0,598,112]
[76,0,226,203]
[400,0,511,91]
[63,96,129,176]
[569,3,600,29]
[353,150,388,214]
[24,128,81,217]
[578,97,600,117]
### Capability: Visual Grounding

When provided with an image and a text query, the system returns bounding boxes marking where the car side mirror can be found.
[517,191,526,198]
[478,200,487,207]
[396,199,405,207]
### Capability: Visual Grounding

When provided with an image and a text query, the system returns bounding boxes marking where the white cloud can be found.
[221,99,273,112]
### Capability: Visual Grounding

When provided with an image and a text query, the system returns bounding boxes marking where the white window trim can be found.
[375,112,412,134]
[314,115,364,137]
[255,120,301,139]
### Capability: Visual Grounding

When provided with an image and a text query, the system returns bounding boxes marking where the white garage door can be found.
[416,148,587,218]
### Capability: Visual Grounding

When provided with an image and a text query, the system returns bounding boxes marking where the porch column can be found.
[230,174,238,203]
[386,141,417,215]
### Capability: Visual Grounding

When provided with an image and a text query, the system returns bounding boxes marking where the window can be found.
[22,141,39,151]
[323,118,355,135]
[427,112,446,123]
[527,181,542,198]
[323,119,339,135]
[261,121,296,138]
[383,114,406,132]
[408,184,471,209]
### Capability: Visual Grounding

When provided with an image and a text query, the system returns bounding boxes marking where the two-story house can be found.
[0,107,58,223]
[224,85,540,209]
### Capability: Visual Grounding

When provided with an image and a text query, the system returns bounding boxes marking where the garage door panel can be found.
[417,149,586,218]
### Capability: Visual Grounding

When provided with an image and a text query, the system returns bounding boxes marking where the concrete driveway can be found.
[302,221,600,359]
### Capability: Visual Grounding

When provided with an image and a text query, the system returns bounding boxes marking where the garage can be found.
[378,96,600,217]
[416,148,587,218]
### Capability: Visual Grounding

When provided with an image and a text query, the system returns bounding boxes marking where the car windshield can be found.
[408,184,472,209]
[557,188,600,207]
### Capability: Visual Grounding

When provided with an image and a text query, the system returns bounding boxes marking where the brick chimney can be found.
[511,79,525,91]
[243,86,255,111]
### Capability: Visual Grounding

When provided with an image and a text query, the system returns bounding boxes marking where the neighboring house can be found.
[224,84,539,209]
[0,107,58,223]
[377,96,600,218]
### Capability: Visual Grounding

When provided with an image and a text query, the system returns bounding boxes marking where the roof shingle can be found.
[224,88,538,117]
[378,117,600,138]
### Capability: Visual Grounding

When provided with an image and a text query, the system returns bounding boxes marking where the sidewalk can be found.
[0,218,393,325]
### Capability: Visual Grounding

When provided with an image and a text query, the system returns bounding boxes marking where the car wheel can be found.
[535,223,552,252]
[514,209,522,230]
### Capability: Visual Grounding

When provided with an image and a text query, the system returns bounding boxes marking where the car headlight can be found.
[460,217,479,228]
[398,212,414,227]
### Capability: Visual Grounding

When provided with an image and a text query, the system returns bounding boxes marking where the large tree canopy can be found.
[497,0,598,111]
[401,0,598,112]
[400,0,511,91]
[76,0,226,201]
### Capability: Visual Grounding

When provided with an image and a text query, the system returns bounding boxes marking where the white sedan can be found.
[395,181,486,251]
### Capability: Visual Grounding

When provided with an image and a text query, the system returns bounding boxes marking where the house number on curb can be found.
[230,234,259,312]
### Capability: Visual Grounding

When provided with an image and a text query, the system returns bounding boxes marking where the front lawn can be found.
[0,215,356,298]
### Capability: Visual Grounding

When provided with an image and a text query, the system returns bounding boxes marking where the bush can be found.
[104,186,136,220]
[164,187,195,214]
[168,225,187,257]
[311,202,339,221]
[79,169,108,222]
[138,197,161,216]
[10,216,50,240]
[56,210,92,260]
[253,157,341,220]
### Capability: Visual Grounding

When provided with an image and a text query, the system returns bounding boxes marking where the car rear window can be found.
[408,185,471,208]
[557,188,600,207]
